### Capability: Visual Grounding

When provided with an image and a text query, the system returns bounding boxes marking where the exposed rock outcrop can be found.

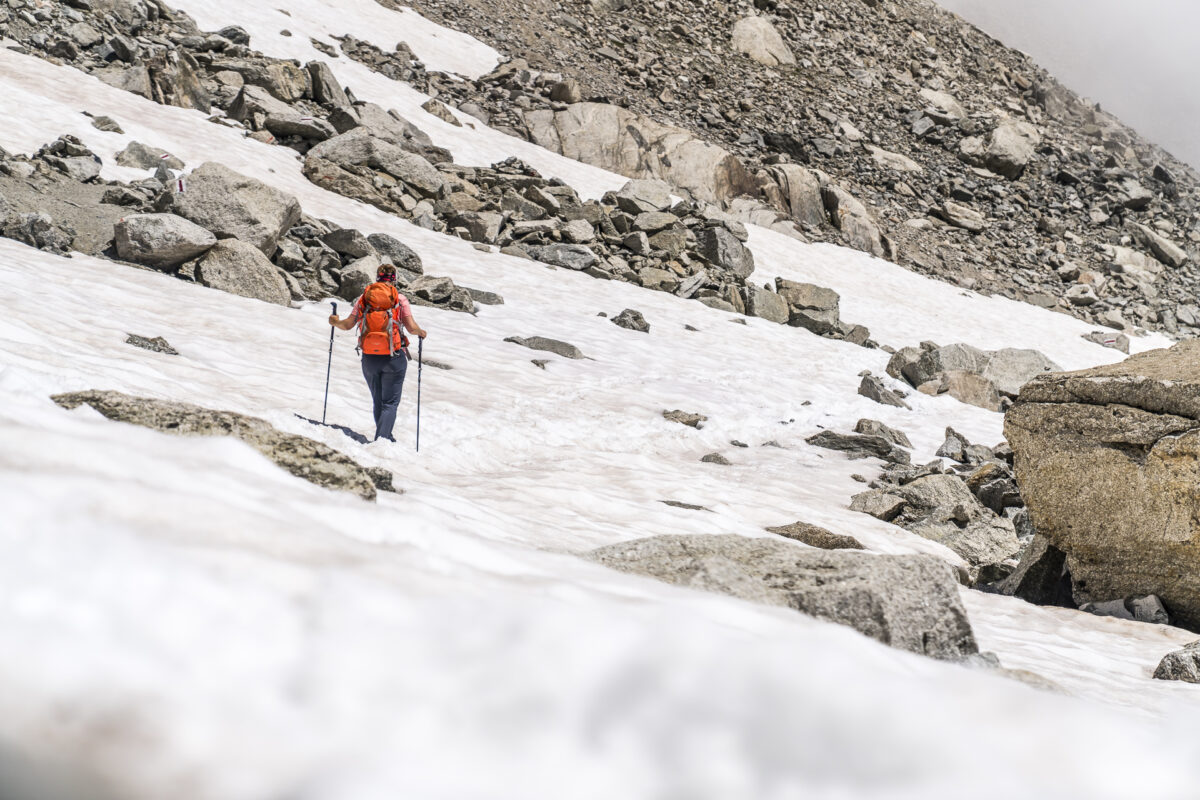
[1006,340,1200,629]
[589,534,977,659]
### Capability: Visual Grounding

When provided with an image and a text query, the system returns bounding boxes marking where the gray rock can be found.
[466,287,504,306]
[264,114,337,141]
[114,213,217,269]
[336,254,382,301]
[1154,641,1200,683]
[633,211,679,233]
[766,164,825,227]
[858,375,910,409]
[939,201,987,232]
[530,243,598,271]
[504,336,584,359]
[4,213,74,254]
[452,211,504,244]
[854,418,912,448]
[611,308,650,333]
[125,334,178,356]
[366,233,423,276]
[307,60,349,107]
[902,343,989,388]
[44,155,101,183]
[697,226,755,278]
[821,185,884,257]
[227,85,295,123]
[663,409,707,428]
[1005,339,1200,628]
[307,129,445,197]
[766,521,865,550]
[1132,223,1188,268]
[742,283,789,324]
[731,15,796,66]
[159,162,301,256]
[53,391,375,500]
[322,228,374,259]
[116,141,184,171]
[194,239,291,306]
[700,452,731,465]
[775,278,841,335]
[614,179,674,214]
[982,348,1061,397]
[587,534,977,660]
[805,431,910,465]
[561,218,595,243]
[90,115,124,133]
[994,535,1074,606]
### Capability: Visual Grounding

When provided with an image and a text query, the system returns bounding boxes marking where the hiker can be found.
[328,263,427,442]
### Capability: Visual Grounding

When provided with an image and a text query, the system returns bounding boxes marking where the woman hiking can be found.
[328,263,428,442]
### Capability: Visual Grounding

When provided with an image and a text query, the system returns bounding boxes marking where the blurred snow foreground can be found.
[1,2,1200,799]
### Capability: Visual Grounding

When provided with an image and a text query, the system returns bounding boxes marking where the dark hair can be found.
[376,263,397,282]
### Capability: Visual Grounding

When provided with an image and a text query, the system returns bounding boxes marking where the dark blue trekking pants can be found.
[361,352,408,441]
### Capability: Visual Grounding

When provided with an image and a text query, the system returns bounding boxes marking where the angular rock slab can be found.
[1154,641,1200,683]
[588,534,978,660]
[53,390,376,500]
[195,239,291,306]
[1006,340,1200,629]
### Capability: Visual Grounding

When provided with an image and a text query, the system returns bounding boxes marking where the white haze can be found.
[935,0,1200,170]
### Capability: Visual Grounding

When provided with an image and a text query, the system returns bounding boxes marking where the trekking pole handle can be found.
[330,301,338,315]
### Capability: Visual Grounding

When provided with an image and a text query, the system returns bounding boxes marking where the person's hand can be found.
[418,328,428,339]
[328,314,339,326]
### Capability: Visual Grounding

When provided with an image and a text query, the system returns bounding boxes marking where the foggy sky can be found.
[933,0,1200,169]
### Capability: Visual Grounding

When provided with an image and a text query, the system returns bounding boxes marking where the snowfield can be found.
[1,4,1199,799]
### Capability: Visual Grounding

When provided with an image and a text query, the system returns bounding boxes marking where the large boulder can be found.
[961,120,1041,180]
[730,16,795,67]
[159,162,301,256]
[53,391,376,500]
[821,185,884,257]
[1154,641,1200,683]
[194,239,291,306]
[307,129,444,197]
[697,226,754,278]
[588,534,978,660]
[766,164,825,227]
[525,103,755,205]
[775,278,840,335]
[1005,340,1200,629]
[114,213,216,268]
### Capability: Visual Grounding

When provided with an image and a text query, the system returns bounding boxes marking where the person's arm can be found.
[402,313,427,339]
[328,314,357,331]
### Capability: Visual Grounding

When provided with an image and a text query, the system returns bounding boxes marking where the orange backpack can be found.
[357,282,409,356]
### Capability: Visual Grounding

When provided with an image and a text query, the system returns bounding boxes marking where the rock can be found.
[466,287,504,306]
[124,334,178,356]
[90,116,124,133]
[614,179,674,214]
[730,16,796,67]
[886,346,923,380]
[194,239,291,306]
[858,375,910,409]
[611,308,650,333]
[854,419,912,448]
[587,534,977,660]
[663,409,707,428]
[1130,594,1171,624]
[633,211,679,233]
[44,156,101,183]
[919,88,966,121]
[742,284,789,324]
[766,164,825,226]
[902,343,989,388]
[920,371,1002,412]
[1132,223,1188,268]
[264,114,337,141]
[935,427,972,463]
[549,79,583,104]
[867,146,922,173]
[53,391,375,500]
[306,60,349,107]
[504,336,584,359]
[1083,330,1130,354]
[159,162,301,256]
[405,275,475,313]
[114,213,217,269]
[805,431,910,465]
[561,218,595,243]
[227,85,295,123]
[322,228,374,259]
[1064,284,1098,306]
[307,129,445,197]
[218,25,251,45]
[4,213,74,254]
[887,475,1020,568]
[849,490,907,522]
[525,103,755,205]
[1005,340,1200,629]
[697,227,754,278]
[1154,641,1200,683]
[982,348,1062,397]
[766,521,865,550]
[939,201,987,232]
[821,185,883,257]
[96,65,153,100]
[982,120,1040,180]
[775,278,840,335]
[115,141,184,170]
[421,99,461,126]
[994,535,1074,606]
[529,243,598,271]
[366,233,423,276]
[700,452,731,465]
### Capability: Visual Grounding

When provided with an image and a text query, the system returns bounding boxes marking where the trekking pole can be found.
[416,337,423,452]
[322,301,337,424]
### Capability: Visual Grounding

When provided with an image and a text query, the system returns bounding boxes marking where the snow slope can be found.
[0,4,1198,798]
